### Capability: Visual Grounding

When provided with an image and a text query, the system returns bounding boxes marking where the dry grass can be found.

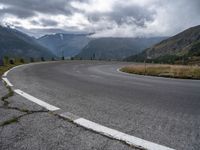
[121,64,200,79]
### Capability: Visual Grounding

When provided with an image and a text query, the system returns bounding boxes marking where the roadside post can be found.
[144,53,147,75]
[61,49,65,60]
[0,58,4,66]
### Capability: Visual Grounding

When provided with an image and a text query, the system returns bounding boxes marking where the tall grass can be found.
[121,64,200,79]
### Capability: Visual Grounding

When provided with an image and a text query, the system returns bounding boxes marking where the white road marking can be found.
[3,70,9,77]
[14,89,60,111]
[2,65,25,77]
[117,68,129,75]
[74,118,175,150]
[2,78,13,87]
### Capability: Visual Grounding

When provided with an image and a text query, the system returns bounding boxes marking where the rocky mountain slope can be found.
[0,26,54,59]
[125,25,200,64]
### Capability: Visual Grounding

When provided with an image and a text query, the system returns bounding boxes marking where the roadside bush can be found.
[4,56,9,65]
[41,57,45,61]
[9,59,15,65]
[30,57,34,62]
[20,58,25,63]
[0,58,4,66]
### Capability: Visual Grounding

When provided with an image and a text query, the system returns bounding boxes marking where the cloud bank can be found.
[0,0,199,37]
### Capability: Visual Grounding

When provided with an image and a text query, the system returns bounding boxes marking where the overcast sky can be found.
[0,0,200,38]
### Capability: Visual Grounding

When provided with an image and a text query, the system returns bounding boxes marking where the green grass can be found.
[121,64,200,79]
[0,117,19,126]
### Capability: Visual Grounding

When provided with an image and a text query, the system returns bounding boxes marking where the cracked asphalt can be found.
[0,81,136,150]
[4,60,200,150]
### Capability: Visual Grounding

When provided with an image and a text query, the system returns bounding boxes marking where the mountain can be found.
[0,25,54,59]
[125,25,200,65]
[37,33,92,57]
[75,37,166,60]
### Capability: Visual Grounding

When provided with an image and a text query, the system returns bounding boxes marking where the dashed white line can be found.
[14,89,60,111]
[2,77,13,87]
[74,118,174,150]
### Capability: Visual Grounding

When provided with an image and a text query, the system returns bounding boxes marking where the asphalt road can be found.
[7,60,200,150]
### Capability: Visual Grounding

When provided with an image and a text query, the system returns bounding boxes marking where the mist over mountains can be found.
[38,33,92,57]
[76,37,166,60]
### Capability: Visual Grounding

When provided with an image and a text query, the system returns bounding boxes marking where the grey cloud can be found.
[39,19,58,27]
[0,0,74,18]
[108,4,155,26]
[0,0,200,37]
[0,7,35,18]
[30,19,58,27]
[87,3,155,27]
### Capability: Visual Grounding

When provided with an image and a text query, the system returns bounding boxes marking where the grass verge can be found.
[120,64,200,79]
[0,63,23,76]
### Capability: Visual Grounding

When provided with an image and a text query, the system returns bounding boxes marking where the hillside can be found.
[38,33,92,57]
[0,26,54,59]
[125,25,200,65]
[75,37,166,60]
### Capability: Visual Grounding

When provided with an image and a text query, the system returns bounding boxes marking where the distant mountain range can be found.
[75,37,166,60]
[1,24,199,65]
[125,25,200,65]
[37,33,92,57]
[0,25,54,59]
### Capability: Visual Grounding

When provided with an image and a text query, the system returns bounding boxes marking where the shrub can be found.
[30,57,34,62]
[9,59,15,65]
[41,57,45,61]
[20,58,25,63]
[4,56,9,65]
[0,58,4,66]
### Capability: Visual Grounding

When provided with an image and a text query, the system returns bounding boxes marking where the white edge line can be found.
[74,118,175,150]
[117,67,126,74]
[3,70,9,77]
[2,64,23,77]
[2,77,13,87]
[117,67,130,75]
[14,89,60,111]
[2,62,47,77]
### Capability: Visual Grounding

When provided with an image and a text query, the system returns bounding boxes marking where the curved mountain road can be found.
[6,60,200,150]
